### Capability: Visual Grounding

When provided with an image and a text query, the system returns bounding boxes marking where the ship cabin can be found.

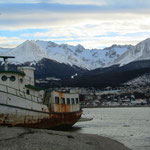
[48,90,80,113]
[0,56,81,114]
[0,66,44,103]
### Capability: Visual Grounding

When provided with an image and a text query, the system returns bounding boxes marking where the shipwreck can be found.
[0,56,82,129]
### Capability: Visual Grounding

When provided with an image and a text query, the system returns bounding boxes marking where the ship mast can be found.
[0,56,15,71]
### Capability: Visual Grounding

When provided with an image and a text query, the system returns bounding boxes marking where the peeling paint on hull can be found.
[0,64,82,129]
[0,104,82,129]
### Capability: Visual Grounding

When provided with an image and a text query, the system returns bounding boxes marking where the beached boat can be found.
[0,56,82,129]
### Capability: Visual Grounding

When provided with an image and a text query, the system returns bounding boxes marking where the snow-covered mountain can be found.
[113,38,150,66]
[0,40,131,70]
[0,47,12,53]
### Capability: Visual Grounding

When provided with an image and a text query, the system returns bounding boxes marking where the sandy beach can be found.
[0,126,130,150]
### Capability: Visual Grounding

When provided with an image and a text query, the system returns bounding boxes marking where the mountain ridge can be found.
[1,38,150,87]
[0,38,150,71]
[0,40,131,70]
[113,38,150,66]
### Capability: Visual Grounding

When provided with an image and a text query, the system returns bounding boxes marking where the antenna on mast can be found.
[0,56,15,71]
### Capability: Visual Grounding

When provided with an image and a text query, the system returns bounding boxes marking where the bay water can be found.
[74,107,150,150]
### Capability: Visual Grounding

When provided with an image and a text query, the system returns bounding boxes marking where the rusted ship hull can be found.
[0,103,82,129]
[0,59,82,129]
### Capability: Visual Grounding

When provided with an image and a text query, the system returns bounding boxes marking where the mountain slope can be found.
[63,60,150,88]
[0,47,12,53]
[0,57,87,80]
[1,38,150,70]
[1,40,49,65]
[0,40,131,70]
[113,38,150,66]
[1,38,150,87]
[34,58,87,80]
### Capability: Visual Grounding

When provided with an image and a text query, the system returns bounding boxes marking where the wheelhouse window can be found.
[67,98,70,104]
[10,76,16,82]
[61,98,65,104]
[1,75,7,81]
[76,98,79,104]
[55,97,59,104]
[26,89,30,95]
[20,78,23,83]
[71,98,75,104]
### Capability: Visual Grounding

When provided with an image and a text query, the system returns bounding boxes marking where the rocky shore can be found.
[0,126,130,150]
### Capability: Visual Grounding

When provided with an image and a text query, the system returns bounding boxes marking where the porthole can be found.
[10,76,16,82]
[1,76,7,81]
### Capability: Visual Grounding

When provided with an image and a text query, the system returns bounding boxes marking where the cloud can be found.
[0,36,24,48]
[46,0,107,6]
[0,1,150,48]
[20,13,150,37]
[1,1,150,31]
[57,34,150,49]
[1,1,150,15]
[1,11,150,31]
[21,26,150,49]
[1,0,150,8]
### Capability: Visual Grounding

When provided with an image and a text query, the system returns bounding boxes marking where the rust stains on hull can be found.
[55,104,71,113]
[0,111,82,129]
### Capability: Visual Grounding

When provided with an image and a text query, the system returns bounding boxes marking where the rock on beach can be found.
[0,126,130,150]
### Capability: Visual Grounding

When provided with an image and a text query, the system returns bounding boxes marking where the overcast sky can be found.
[0,0,150,48]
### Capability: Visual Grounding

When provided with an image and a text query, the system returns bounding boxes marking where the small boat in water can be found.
[0,56,82,129]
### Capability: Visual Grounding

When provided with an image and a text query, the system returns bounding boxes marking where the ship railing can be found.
[0,83,43,104]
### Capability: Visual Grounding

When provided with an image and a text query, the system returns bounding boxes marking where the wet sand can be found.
[0,126,131,150]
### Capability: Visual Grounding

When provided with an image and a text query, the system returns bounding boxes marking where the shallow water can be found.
[74,107,150,150]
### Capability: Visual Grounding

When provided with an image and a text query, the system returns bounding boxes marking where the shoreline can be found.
[0,126,131,150]
[81,105,150,109]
